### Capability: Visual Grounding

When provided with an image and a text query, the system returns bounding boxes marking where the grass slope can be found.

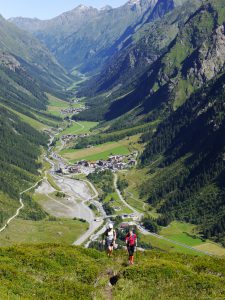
[160,221,204,246]
[0,219,88,247]
[0,245,224,299]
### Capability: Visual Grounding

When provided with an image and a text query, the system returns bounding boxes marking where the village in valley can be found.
[60,106,85,116]
[57,153,137,175]
[60,99,86,116]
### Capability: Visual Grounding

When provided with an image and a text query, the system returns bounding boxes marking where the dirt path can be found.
[0,179,43,233]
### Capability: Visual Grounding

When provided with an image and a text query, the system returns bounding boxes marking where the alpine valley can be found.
[0,0,225,299]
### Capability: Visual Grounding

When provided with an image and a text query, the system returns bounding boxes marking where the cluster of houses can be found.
[59,154,137,175]
[120,222,137,230]
[61,133,89,143]
[61,107,85,115]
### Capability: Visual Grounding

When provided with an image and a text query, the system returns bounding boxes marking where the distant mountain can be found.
[0,15,72,116]
[100,0,225,123]
[79,0,201,96]
[0,15,71,94]
[75,0,202,122]
[9,0,174,73]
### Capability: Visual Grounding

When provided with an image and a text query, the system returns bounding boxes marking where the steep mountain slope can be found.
[0,245,224,299]
[0,106,47,227]
[0,52,62,128]
[75,0,202,123]
[140,70,225,245]
[10,0,174,73]
[73,0,225,245]
[91,0,225,125]
[79,0,201,96]
[0,15,71,94]
[0,15,72,128]
[0,16,69,228]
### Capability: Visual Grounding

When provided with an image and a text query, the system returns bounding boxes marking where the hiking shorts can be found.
[127,245,135,256]
[106,239,114,247]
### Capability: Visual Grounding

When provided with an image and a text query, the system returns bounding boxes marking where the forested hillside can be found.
[140,70,225,245]
[0,107,47,226]
[0,15,69,227]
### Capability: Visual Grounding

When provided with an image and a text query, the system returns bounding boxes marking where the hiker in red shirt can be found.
[125,229,137,265]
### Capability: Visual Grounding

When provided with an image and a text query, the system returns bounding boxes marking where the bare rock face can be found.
[189,24,225,84]
[153,21,225,109]
[198,24,225,80]
[0,52,21,71]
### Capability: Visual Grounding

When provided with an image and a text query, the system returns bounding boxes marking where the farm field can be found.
[160,221,204,247]
[47,94,69,117]
[59,121,98,136]
[0,218,88,247]
[194,243,225,256]
[47,93,84,117]
[139,221,225,256]
[60,139,131,162]
[139,233,206,255]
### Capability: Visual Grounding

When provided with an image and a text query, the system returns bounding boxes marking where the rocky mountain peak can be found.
[75,4,94,11]
[100,5,113,11]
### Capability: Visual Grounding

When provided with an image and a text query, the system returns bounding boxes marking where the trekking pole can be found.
[136,241,138,263]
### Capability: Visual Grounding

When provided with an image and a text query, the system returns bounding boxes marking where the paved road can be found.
[113,173,142,219]
[85,225,107,248]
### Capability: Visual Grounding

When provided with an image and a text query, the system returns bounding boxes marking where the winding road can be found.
[113,173,142,219]
[0,121,219,256]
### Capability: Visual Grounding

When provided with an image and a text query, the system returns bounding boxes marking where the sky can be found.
[0,0,127,20]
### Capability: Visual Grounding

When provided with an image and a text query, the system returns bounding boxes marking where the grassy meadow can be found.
[0,218,88,247]
[104,192,133,215]
[47,93,84,117]
[61,140,131,162]
[59,121,98,136]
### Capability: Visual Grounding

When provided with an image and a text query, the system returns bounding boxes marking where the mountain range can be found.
[10,0,182,73]
[0,0,224,248]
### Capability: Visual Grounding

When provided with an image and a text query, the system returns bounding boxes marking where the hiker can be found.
[103,223,117,257]
[125,229,137,265]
